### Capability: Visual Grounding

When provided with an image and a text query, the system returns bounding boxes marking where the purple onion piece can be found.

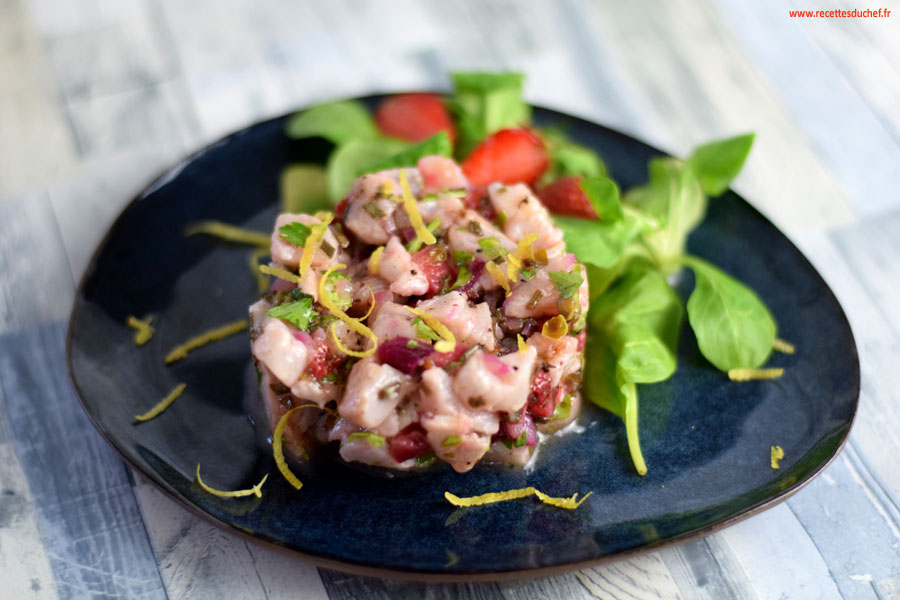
[460,260,486,297]
[376,336,432,375]
[504,413,538,447]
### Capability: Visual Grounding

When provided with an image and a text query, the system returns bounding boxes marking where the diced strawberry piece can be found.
[528,369,563,418]
[375,93,456,143]
[389,424,432,463]
[411,246,453,297]
[461,128,549,187]
[307,342,344,379]
[536,176,598,219]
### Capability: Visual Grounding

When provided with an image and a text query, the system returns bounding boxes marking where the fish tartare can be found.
[249,155,588,473]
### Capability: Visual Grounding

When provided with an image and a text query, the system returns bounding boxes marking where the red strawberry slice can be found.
[375,93,456,143]
[536,176,598,219]
[461,128,549,187]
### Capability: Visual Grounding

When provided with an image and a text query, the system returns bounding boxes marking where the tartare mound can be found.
[249,155,587,473]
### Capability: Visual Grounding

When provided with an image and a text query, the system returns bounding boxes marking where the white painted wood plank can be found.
[714,0,900,218]
[0,191,75,334]
[132,473,328,600]
[0,435,59,600]
[718,503,843,599]
[0,0,77,195]
[660,537,758,600]
[576,0,858,232]
[568,553,682,600]
[0,325,167,599]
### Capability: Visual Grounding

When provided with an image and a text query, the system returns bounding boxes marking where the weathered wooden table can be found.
[2,0,899,597]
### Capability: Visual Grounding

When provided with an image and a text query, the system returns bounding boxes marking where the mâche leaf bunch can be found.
[276,72,787,477]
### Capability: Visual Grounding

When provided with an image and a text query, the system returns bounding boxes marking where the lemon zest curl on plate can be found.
[195,465,268,498]
[134,382,186,423]
[164,320,248,364]
[444,487,593,510]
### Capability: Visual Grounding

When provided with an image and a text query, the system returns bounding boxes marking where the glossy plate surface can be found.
[67,101,859,579]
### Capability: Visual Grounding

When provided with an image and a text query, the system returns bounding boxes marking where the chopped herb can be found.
[527,289,544,310]
[520,268,536,280]
[406,218,442,252]
[416,451,437,466]
[347,431,386,447]
[549,270,584,299]
[496,210,507,228]
[514,431,527,448]
[323,271,352,311]
[320,240,335,258]
[478,237,508,260]
[452,250,473,266]
[278,221,312,246]
[449,265,473,291]
[552,394,572,421]
[446,345,479,370]
[502,438,513,449]
[266,293,315,331]
[406,339,420,349]
[322,372,339,383]
[467,220,484,235]
[378,382,401,400]
[442,435,462,447]
[363,202,386,219]
[413,317,441,342]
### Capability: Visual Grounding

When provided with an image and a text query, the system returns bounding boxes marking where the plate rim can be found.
[65,98,861,581]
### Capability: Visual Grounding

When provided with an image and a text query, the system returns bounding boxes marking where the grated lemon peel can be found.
[484,261,511,295]
[398,170,436,246]
[259,264,304,285]
[506,234,539,281]
[319,264,377,357]
[134,382,186,422]
[404,306,455,353]
[444,487,593,510]
[196,464,268,498]
[517,333,528,354]
[248,248,270,293]
[165,320,248,364]
[299,213,334,278]
[728,367,784,382]
[770,445,785,469]
[368,245,385,275]
[772,338,796,354]
[126,314,155,346]
[185,221,271,248]
[273,404,322,491]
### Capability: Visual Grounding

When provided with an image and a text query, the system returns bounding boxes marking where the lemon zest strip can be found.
[444,487,593,510]
[127,314,155,346]
[259,264,304,285]
[299,212,334,279]
[398,170,436,246]
[185,221,270,248]
[728,367,784,382]
[134,382,186,422]
[273,404,322,491]
[164,320,249,364]
[507,233,539,281]
[196,464,268,498]
[517,334,528,354]
[319,264,377,357]
[773,338,796,354]
[368,245,385,275]
[357,284,375,321]
[248,248,270,293]
[770,445,785,469]
[404,306,455,353]
[484,261,510,295]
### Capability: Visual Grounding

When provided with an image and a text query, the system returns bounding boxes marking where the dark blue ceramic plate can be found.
[67,100,859,580]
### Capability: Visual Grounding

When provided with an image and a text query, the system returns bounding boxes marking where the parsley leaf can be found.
[412,317,441,342]
[450,72,530,157]
[279,222,312,246]
[477,237,508,260]
[369,132,453,171]
[266,294,315,331]
[549,270,584,299]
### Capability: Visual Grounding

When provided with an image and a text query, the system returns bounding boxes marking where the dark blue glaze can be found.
[67,101,859,578]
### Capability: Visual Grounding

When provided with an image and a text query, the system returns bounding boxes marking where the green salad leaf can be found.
[281,164,331,213]
[541,128,606,183]
[285,100,377,144]
[580,175,623,222]
[555,210,645,269]
[326,137,410,201]
[683,256,776,371]
[450,72,530,157]
[369,131,452,171]
[687,133,754,196]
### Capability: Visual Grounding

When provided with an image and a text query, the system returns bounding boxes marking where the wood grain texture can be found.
[0,324,166,599]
